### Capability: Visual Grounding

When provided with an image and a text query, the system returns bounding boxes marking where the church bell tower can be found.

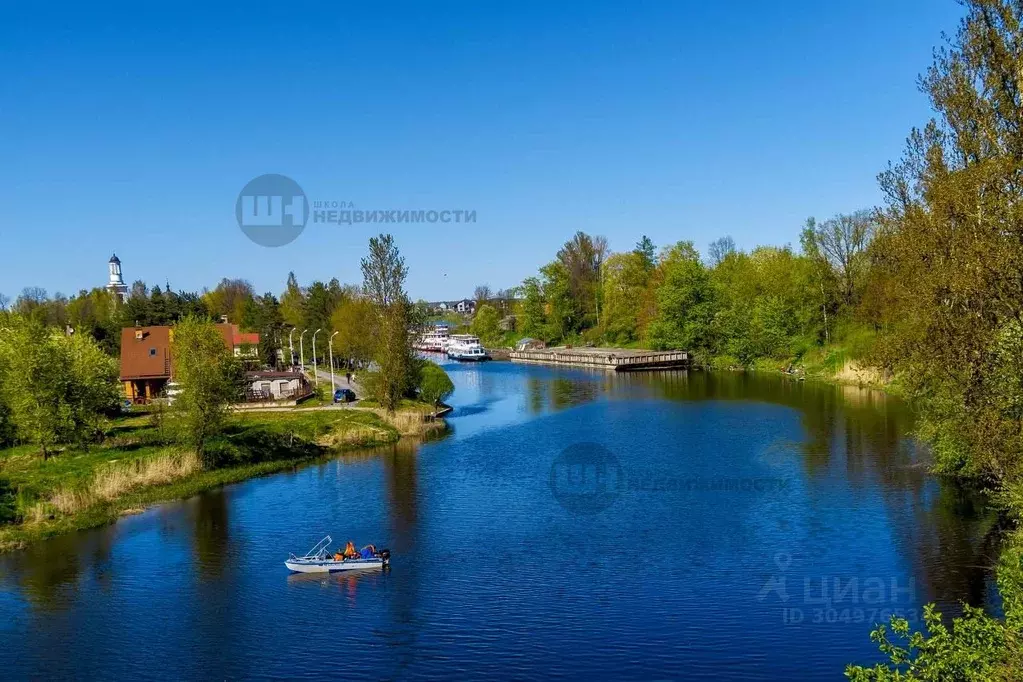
[106,254,128,302]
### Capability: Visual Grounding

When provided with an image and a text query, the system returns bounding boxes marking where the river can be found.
[0,361,999,680]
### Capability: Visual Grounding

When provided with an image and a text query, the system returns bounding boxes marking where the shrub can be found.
[418,361,454,405]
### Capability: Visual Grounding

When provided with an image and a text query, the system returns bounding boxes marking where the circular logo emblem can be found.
[549,442,623,514]
[235,173,308,247]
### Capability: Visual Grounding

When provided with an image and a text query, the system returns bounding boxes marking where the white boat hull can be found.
[285,557,387,573]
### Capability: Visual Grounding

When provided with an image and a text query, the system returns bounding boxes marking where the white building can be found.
[106,254,128,302]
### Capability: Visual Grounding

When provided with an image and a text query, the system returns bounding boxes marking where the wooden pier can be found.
[508,347,689,372]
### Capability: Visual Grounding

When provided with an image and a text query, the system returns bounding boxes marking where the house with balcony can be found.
[119,322,262,403]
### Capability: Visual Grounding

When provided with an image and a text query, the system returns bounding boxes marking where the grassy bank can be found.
[0,409,402,552]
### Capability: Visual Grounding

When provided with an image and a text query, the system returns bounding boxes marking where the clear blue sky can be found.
[0,1,963,303]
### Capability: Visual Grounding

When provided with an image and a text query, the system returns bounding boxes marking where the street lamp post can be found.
[329,331,339,394]
[289,328,296,369]
[300,329,308,373]
[312,329,322,386]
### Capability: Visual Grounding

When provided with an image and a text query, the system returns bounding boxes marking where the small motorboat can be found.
[284,535,391,573]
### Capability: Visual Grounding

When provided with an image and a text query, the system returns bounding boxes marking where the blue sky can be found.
[0,1,963,302]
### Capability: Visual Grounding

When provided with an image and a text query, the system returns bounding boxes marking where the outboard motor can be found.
[379,549,391,563]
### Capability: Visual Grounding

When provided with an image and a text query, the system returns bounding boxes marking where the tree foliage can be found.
[170,316,242,466]
[361,234,408,308]
[361,234,420,411]
[802,211,875,306]
[470,303,501,344]
[417,360,454,405]
[647,241,715,351]
[330,296,379,366]
[0,318,119,458]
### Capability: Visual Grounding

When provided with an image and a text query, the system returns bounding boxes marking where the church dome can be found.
[109,253,121,264]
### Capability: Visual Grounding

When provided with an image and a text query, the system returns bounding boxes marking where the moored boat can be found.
[415,324,450,352]
[445,335,490,361]
[284,536,391,573]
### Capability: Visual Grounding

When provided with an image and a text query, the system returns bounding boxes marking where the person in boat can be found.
[359,544,377,559]
[333,550,344,561]
[343,540,358,559]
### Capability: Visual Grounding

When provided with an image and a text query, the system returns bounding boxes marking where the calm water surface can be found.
[0,362,999,680]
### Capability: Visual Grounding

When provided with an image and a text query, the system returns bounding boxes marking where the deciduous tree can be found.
[0,318,119,458]
[170,316,242,466]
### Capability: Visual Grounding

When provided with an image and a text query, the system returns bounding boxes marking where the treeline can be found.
[0,233,447,460]
[0,268,385,371]
[511,212,876,368]
[508,2,1023,676]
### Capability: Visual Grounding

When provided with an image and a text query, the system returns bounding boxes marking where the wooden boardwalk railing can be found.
[508,348,689,371]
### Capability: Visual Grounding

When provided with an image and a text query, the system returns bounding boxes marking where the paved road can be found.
[312,366,365,398]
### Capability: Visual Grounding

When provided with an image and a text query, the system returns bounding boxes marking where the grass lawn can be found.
[0,409,400,552]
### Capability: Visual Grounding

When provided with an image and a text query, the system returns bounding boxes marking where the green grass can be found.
[0,409,400,551]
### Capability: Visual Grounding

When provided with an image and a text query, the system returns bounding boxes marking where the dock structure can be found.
[508,347,688,371]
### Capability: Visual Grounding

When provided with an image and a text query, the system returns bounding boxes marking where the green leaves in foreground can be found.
[845,604,1018,681]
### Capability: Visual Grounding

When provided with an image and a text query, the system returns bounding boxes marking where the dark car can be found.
[333,388,357,403]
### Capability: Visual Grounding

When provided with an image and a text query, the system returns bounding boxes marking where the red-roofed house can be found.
[219,323,260,358]
[119,323,261,403]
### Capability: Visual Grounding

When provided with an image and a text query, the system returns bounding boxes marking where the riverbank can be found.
[0,409,421,552]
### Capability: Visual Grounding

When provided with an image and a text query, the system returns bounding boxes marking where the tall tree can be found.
[470,303,501,344]
[519,277,546,340]
[361,234,408,307]
[361,234,419,411]
[634,236,656,270]
[473,284,493,307]
[708,236,736,266]
[279,272,306,330]
[557,231,608,327]
[171,316,242,466]
[601,251,651,343]
[871,0,1023,478]
[204,278,255,324]
[304,280,340,357]
[373,294,422,411]
[802,211,874,306]
[647,241,715,351]
[251,293,284,369]
[330,296,378,366]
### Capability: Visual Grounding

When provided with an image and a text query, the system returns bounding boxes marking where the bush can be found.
[418,361,454,405]
[845,604,1016,681]
[0,318,120,457]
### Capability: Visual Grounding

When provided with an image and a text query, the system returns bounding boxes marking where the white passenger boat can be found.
[284,536,390,573]
[415,324,450,352]
[446,335,490,361]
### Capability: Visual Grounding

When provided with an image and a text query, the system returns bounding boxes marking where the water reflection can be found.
[190,489,231,578]
[0,362,1004,680]
[633,369,999,615]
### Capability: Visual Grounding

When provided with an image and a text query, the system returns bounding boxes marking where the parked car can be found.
[333,388,357,403]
